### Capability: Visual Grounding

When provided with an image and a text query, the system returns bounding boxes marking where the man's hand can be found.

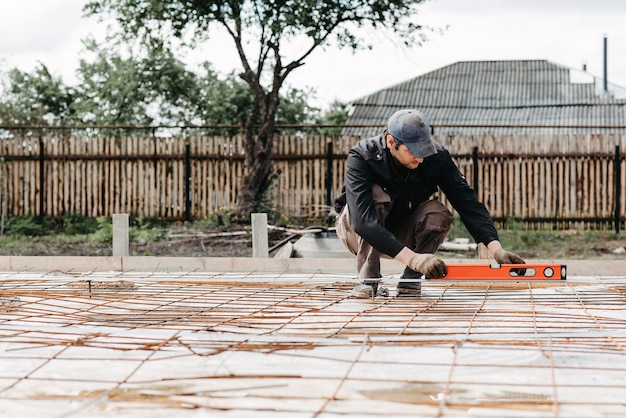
[408,253,447,278]
[494,249,525,264]
[494,249,526,275]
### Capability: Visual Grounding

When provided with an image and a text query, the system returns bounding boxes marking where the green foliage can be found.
[62,213,99,235]
[84,1,432,58]
[87,215,170,244]
[4,216,55,236]
[206,207,236,228]
[326,102,350,122]
[1,212,624,259]
[314,100,351,135]
[446,217,473,241]
[129,215,169,242]
[275,87,319,127]
[74,40,195,128]
[84,0,432,215]
[82,0,430,126]
[130,215,167,230]
[187,65,253,131]
[0,43,329,133]
[0,235,29,253]
[0,64,76,127]
[89,217,113,243]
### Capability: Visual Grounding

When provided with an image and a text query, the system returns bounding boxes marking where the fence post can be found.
[615,145,621,235]
[0,157,6,236]
[38,135,45,219]
[325,140,333,209]
[251,213,269,258]
[184,141,191,222]
[472,146,479,193]
[112,213,129,257]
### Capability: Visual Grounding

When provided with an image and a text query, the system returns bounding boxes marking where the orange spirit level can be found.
[426,263,567,281]
[362,263,567,297]
[363,263,566,298]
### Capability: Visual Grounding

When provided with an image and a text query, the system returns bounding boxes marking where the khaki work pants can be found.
[336,184,453,279]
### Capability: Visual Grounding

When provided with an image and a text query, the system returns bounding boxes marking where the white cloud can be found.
[0,0,103,82]
[1,0,626,105]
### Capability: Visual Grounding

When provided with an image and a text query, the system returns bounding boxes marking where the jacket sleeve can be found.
[344,151,405,257]
[435,150,499,245]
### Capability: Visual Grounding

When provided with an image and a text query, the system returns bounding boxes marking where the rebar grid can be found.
[1,270,625,417]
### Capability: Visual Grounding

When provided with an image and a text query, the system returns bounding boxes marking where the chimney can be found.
[603,35,608,93]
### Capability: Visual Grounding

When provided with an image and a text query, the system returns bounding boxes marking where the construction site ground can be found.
[0,256,625,418]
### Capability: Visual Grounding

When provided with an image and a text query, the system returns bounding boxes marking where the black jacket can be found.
[335,134,499,257]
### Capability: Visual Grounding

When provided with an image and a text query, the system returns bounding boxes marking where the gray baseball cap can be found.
[387,109,437,158]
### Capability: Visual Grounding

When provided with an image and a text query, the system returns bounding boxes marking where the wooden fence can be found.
[437,133,625,230]
[1,133,625,230]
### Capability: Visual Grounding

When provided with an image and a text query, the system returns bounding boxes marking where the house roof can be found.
[344,60,626,136]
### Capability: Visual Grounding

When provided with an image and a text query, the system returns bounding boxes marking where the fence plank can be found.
[1,133,625,229]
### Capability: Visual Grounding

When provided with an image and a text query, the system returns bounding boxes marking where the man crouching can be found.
[335,109,525,298]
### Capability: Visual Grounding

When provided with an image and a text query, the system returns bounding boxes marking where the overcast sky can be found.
[1,0,626,107]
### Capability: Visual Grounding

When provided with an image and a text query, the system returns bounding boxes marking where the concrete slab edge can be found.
[0,256,623,277]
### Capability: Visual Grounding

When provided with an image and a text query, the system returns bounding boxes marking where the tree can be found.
[73,39,202,128]
[1,41,318,136]
[85,0,431,217]
[315,100,350,135]
[0,64,76,127]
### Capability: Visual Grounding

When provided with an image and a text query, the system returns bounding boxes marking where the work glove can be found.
[408,253,447,278]
[494,249,527,276]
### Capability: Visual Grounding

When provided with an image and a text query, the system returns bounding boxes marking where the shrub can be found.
[90,217,113,243]
[5,216,54,236]
[62,213,99,235]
